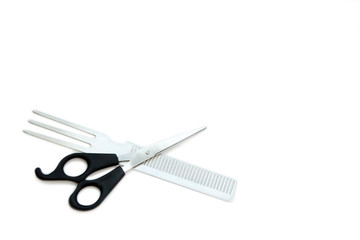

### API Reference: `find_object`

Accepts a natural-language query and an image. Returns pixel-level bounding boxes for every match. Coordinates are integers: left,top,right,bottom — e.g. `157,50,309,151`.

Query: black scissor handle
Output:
69,166,125,211
35,153,120,182
35,153,124,211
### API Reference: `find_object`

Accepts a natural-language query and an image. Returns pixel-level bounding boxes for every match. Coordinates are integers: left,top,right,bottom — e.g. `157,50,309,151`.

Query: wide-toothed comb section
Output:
130,144,237,201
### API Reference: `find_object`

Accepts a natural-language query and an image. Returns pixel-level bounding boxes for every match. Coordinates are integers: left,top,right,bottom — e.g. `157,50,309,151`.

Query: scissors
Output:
35,127,205,211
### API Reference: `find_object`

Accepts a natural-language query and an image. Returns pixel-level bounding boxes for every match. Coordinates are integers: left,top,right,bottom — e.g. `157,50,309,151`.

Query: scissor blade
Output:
122,126,206,172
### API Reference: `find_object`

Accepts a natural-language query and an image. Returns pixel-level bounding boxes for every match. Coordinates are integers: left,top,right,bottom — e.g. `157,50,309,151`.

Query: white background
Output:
1,0,360,239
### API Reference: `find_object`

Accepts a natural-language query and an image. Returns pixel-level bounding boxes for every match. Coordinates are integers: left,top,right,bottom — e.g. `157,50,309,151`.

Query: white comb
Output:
130,144,237,201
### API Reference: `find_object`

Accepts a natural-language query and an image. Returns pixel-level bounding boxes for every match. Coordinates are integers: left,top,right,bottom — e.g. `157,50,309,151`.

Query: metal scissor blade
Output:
121,126,206,172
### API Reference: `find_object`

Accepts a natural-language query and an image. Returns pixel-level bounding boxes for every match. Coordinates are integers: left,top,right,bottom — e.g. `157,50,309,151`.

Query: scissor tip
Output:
192,126,207,135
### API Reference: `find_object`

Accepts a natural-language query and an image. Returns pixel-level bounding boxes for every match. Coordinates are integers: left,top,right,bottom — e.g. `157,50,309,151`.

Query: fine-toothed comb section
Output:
130,144,237,201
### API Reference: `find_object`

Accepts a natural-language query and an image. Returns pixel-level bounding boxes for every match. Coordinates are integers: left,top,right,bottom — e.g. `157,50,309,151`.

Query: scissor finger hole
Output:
77,186,101,206
64,158,88,177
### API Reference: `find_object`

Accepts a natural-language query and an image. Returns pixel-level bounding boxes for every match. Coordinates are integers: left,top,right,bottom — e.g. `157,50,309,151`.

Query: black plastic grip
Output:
69,166,125,211
35,153,120,182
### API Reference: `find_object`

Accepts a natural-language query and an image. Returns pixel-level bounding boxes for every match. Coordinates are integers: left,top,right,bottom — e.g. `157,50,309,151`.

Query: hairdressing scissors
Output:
35,127,205,211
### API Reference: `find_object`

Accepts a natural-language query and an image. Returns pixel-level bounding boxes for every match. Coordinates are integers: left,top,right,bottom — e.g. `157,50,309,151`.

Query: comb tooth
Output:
191,167,198,183
188,165,196,182
153,156,161,170
157,156,164,171
196,168,204,184
172,161,181,176
174,161,184,177
191,167,199,183
228,179,236,194
182,164,190,180
206,172,213,187
202,170,210,185
220,177,229,192
165,158,172,172
216,176,224,191
212,174,219,189
215,175,221,190
175,161,184,176
32,110,97,136
160,157,167,171
28,120,92,144
162,156,171,173
195,169,202,183
216,176,223,190
218,176,225,191
169,158,179,175
224,178,231,193
174,159,184,176
213,174,220,190
225,178,233,193
150,156,158,168
194,168,201,183
226,179,235,194
208,173,216,188
211,173,218,188
187,164,194,180
143,157,151,167
180,163,189,178
201,171,209,186
206,172,214,188
148,158,156,168
199,169,207,185
213,175,220,191
218,176,225,192
211,174,219,189
23,130,89,152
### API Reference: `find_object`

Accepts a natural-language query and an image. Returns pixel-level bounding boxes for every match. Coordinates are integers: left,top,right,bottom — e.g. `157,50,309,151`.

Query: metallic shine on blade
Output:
122,127,206,172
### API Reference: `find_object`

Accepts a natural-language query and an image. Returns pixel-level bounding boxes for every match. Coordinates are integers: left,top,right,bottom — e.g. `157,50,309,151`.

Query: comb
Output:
131,144,237,201
24,110,237,201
